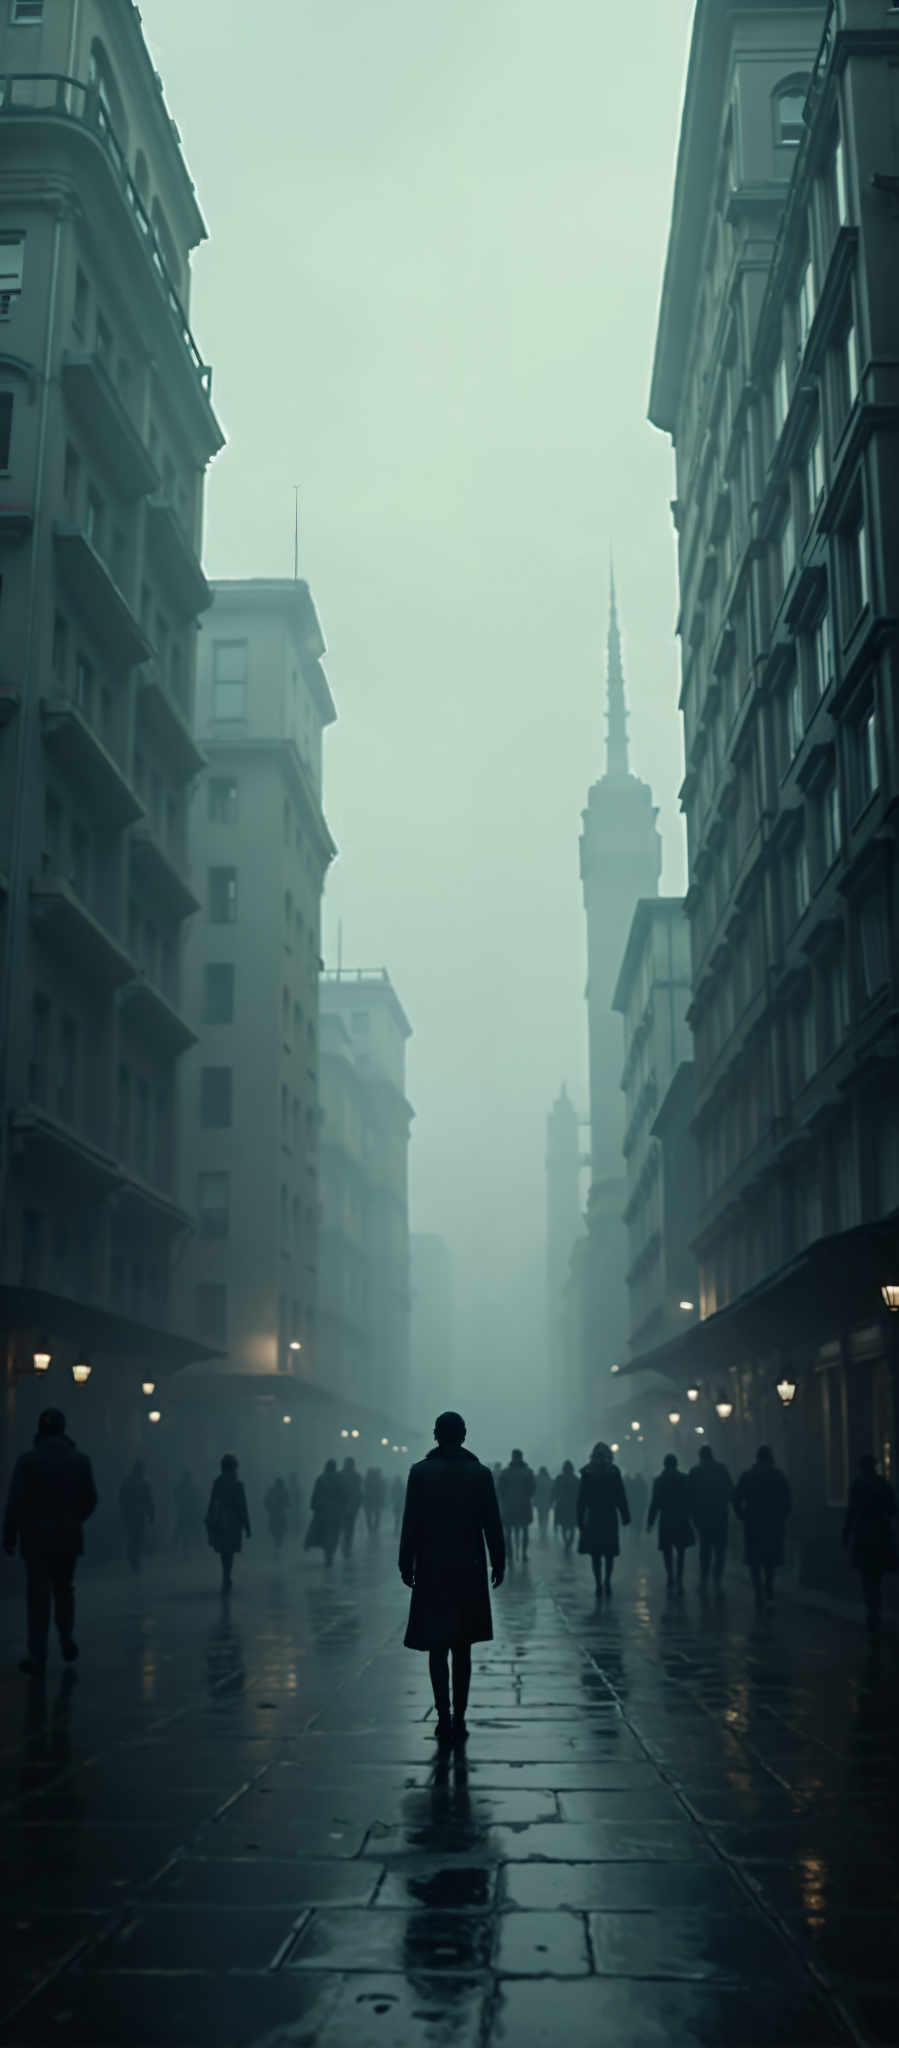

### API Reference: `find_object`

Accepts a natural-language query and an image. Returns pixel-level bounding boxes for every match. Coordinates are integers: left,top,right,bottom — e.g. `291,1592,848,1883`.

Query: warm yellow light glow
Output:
881,1284,899,1313
148,1409,161,1423
350,1428,359,1439
72,1359,91,1384
695,1425,705,1435
33,1350,51,1373
715,1399,734,1421
777,1377,797,1407
610,1442,619,1453
282,1415,292,1424
668,1411,680,1426
686,1385,700,1403
392,1444,399,1452
340,1429,349,1438
289,1338,302,1350
630,1420,640,1432
680,1300,695,1312
141,1381,155,1396
610,1363,620,1374
381,1437,389,1446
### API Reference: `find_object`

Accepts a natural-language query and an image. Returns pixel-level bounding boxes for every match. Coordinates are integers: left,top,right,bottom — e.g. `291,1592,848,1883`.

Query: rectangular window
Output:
787,670,804,758
0,392,12,470
212,641,248,723
780,510,796,594
814,608,833,698
73,266,88,335
853,705,879,813
12,1,45,19
29,992,50,1106
57,1014,78,1123
806,429,824,517
44,789,62,869
0,234,25,311
795,999,816,1089
95,312,112,366
200,1066,232,1128
213,678,246,722
797,255,815,353
773,355,790,439
51,613,67,684
208,778,238,824
208,866,238,923
198,1171,230,1238
69,820,89,898
860,894,888,1000
85,485,105,550
842,509,869,628
196,1283,227,1346
835,132,848,226
203,962,235,1025
829,952,848,1050
821,779,842,869
63,441,80,511
794,838,810,921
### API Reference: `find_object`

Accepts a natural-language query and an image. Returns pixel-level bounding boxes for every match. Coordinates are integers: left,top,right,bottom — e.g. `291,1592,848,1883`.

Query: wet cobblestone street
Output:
0,1535,897,2047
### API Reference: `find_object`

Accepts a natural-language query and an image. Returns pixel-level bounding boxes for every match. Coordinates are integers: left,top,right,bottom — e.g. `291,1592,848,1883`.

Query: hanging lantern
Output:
668,1410,681,1426
777,1376,797,1407
148,1409,161,1424
72,1356,91,1385
33,1346,51,1373
141,1381,155,1396
686,1385,700,1403
714,1393,734,1420
881,1284,899,1313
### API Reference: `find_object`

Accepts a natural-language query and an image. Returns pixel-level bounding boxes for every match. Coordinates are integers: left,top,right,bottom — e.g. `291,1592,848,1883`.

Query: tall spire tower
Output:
573,565,662,1430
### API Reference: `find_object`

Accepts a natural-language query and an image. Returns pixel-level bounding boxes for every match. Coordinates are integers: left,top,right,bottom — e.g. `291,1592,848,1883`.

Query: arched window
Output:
773,76,810,149
88,40,128,151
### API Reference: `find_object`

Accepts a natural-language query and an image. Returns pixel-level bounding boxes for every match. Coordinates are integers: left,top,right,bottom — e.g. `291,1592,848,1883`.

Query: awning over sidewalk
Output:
0,1283,221,1376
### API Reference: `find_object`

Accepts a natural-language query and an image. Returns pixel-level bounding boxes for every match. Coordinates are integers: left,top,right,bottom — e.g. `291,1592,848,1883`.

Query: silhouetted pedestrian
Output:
534,1466,553,1542
399,1410,505,1746
552,1460,579,1552
2,1407,97,1676
499,1449,536,1562
390,1472,405,1533
733,1445,791,1610
264,1476,289,1552
339,1456,363,1556
648,1453,694,1592
687,1445,732,1591
173,1469,201,1554
306,1459,343,1565
843,1453,897,1636
577,1442,630,1595
363,1465,386,1536
119,1460,154,1574
205,1454,251,1593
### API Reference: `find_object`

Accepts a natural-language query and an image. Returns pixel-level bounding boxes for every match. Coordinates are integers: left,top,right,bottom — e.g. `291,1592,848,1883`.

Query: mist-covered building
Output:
575,575,662,1437
318,969,415,1459
410,1233,454,1418
0,0,223,1468
544,1085,585,1418
176,580,336,1475
612,900,696,1358
647,0,899,1589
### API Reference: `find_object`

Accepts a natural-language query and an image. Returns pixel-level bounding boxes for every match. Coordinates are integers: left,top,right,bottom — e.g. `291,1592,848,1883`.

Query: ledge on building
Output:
30,873,135,987
61,354,159,500
137,661,206,783
54,527,152,666
119,972,196,1055
130,821,200,920
10,1107,122,1196
146,496,211,617
0,1280,221,1375
41,697,143,829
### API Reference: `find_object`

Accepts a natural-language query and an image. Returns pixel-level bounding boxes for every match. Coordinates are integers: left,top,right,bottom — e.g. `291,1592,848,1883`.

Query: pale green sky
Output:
144,0,696,1448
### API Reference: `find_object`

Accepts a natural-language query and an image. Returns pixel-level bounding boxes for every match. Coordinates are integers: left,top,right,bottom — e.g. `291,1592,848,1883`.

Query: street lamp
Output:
680,1300,695,1312
392,1444,399,1452
350,1428,360,1439
714,1392,734,1421
72,1356,91,1385
340,1428,349,1438
630,1420,640,1433
148,1409,161,1424
610,1442,619,1454
668,1410,680,1426
289,1338,302,1352
33,1346,51,1373
881,1284,899,1313
610,1363,620,1375
777,1376,797,1407
282,1414,292,1425
142,1381,155,1397
695,1424,705,1435
400,1445,408,1454
381,1437,389,1446
686,1384,700,1403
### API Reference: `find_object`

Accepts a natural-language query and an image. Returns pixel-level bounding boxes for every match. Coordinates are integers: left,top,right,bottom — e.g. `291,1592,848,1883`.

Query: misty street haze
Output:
140,0,694,1441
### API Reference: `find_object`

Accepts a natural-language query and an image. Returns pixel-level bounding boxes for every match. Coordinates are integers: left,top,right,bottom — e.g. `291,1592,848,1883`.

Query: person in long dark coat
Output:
119,1460,154,1574
843,1453,898,1636
733,1445,791,1609
577,1443,630,1595
3,1407,97,1675
205,1454,251,1593
399,1410,505,1746
534,1467,553,1543
339,1457,363,1557
552,1460,579,1552
687,1445,733,1591
306,1459,343,1566
499,1449,536,1562
647,1453,694,1592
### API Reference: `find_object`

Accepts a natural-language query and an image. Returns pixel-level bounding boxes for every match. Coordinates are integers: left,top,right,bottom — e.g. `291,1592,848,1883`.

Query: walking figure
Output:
205,1454,251,1593
339,1457,363,1557
399,1411,505,1747
647,1453,694,1592
498,1448,536,1562
119,1459,154,1574
173,1469,201,1554
577,1442,630,1595
687,1445,732,1592
843,1453,897,1637
363,1466,386,1536
733,1445,791,1610
3,1407,97,1676
306,1459,343,1566
534,1466,553,1543
552,1460,579,1553
264,1476,289,1552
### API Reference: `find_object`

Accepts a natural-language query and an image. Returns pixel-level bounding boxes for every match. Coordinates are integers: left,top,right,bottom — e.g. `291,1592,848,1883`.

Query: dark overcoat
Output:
552,1469,579,1526
498,1458,536,1527
577,1463,630,1557
305,1469,343,1550
647,1469,695,1552
3,1434,97,1559
687,1458,733,1536
733,1463,791,1567
400,1445,505,1650
843,1473,898,1575
205,1474,250,1556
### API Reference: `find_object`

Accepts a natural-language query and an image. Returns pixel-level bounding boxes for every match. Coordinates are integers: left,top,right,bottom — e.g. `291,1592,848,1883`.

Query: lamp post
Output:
776,1376,796,1408
881,1284,899,1314
33,1344,51,1373
141,1380,155,1397
686,1384,700,1404
668,1410,680,1426
714,1391,734,1421
72,1355,91,1385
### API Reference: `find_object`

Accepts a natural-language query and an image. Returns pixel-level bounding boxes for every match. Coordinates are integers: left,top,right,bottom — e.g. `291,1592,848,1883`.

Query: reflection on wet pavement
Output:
0,1542,896,2043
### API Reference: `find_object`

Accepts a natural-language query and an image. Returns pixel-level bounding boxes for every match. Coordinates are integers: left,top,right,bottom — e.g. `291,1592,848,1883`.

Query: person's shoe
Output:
19,1657,45,1677
434,1717,453,1746
453,1718,469,1745
60,1640,79,1663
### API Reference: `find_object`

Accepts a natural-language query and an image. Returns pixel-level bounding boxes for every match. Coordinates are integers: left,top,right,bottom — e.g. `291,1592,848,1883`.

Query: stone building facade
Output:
612,900,696,1358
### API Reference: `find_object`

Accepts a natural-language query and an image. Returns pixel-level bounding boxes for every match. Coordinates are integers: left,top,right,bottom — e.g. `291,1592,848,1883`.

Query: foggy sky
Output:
143,0,695,1450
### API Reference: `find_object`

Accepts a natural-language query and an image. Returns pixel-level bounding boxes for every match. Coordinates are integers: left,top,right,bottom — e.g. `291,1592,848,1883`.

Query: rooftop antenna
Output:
293,485,300,582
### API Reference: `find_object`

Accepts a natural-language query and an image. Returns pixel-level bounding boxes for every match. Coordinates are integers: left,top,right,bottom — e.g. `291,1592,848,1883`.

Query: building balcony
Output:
137,661,205,784
146,496,211,619
0,75,222,451
119,971,196,1056
10,1106,121,1196
114,1173,191,1236
30,872,134,987
61,353,158,500
0,500,33,546
130,821,199,921
54,526,152,667
41,697,143,829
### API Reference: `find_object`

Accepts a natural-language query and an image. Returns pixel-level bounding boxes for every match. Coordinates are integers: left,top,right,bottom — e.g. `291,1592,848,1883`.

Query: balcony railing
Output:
0,74,216,410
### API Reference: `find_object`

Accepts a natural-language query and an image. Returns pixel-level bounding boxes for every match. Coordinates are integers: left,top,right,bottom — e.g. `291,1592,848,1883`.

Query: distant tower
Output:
576,565,662,1425
545,1084,583,1361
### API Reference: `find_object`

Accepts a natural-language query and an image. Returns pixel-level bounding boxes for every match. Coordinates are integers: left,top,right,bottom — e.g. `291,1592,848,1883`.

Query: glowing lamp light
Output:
668,1411,681,1426
686,1385,700,1403
350,1428,360,1439
610,1442,620,1453
777,1376,797,1407
680,1300,695,1312
381,1437,389,1446
289,1338,302,1351
72,1357,91,1385
340,1429,349,1438
695,1424,705,1435
148,1409,161,1423
141,1381,155,1396
392,1444,399,1452
881,1284,899,1313
630,1420,640,1433
401,1445,408,1453
714,1394,734,1421
33,1348,51,1373
282,1414,292,1424
610,1363,620,1375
